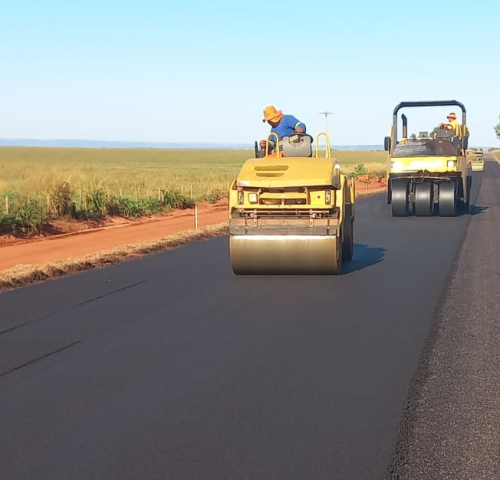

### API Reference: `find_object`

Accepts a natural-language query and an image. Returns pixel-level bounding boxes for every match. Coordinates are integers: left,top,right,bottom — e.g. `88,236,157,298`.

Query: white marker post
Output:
319,110,332,133
195,205,198,230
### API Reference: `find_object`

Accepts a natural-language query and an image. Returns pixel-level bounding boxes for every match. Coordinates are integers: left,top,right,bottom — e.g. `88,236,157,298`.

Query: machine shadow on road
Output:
430,204,487,217
469,204,488,216
343,243,386,274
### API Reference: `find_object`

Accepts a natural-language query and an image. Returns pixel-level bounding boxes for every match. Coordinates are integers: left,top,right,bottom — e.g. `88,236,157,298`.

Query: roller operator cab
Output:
228,132,355,275
384,100,472,217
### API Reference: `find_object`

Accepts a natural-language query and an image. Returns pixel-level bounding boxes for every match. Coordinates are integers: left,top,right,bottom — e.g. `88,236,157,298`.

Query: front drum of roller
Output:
229,235,341,275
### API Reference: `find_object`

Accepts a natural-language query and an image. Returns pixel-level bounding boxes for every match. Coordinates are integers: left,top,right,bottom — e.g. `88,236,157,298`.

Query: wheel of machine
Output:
463,175,472,211
229,233,344,275
391,179,410,217
439,181,457,217
332,233,343,275
342,205,354,261
414,181,434,216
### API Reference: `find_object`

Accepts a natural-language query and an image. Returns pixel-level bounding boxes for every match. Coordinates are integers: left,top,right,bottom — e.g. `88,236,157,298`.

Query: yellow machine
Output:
384,100,472,217
228,132,355,274
470,149,485,172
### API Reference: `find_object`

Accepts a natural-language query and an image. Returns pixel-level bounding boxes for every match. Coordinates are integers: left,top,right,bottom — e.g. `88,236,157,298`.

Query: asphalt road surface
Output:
1,157,499,480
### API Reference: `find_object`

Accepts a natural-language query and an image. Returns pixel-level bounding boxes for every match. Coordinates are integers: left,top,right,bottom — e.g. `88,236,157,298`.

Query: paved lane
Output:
388,154,500,480
0,168,482,480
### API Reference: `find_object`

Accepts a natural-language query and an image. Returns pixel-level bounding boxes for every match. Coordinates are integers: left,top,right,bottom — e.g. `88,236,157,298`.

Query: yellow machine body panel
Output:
389,154,468,176
235,156,341,190
229,156,343,211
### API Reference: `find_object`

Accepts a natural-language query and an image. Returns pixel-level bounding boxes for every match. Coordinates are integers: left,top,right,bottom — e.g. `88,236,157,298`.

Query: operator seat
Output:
435,125,460,153
282,134,313,157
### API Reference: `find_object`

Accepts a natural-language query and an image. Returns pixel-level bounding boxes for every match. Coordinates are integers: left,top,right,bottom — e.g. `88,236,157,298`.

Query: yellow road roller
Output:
228,132,355,275
470,149,485,172
384,100,472,217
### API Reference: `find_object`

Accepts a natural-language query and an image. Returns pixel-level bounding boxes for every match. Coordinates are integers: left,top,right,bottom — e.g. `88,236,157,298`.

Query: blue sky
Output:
1,0,498,147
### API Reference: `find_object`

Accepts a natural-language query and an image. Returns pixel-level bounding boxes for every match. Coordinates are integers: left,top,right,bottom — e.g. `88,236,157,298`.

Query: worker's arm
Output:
295,122,306,133
284,115,306,133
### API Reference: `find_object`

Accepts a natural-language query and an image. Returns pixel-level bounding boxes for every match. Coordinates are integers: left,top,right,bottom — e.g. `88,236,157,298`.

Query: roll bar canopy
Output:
392,100,467,141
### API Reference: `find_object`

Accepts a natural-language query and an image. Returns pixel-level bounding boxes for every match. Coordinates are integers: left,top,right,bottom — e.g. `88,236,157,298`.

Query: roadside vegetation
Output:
0,146,387,236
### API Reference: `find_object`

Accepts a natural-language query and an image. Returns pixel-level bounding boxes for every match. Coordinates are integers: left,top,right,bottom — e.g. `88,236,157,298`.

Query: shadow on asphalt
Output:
344,243,386,273
469,205,488,216
430,204,487,217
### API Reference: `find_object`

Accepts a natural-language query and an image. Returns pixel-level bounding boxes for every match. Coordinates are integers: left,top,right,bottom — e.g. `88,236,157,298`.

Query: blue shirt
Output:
268,114,306,147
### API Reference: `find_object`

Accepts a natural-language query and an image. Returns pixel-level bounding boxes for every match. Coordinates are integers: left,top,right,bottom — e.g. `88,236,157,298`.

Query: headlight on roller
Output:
447,160,456,168
391,161,404,172
248,192,258,204
325,190,331,204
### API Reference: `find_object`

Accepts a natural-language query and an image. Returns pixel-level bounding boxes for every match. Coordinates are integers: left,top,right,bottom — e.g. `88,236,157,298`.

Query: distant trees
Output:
494,115,500,139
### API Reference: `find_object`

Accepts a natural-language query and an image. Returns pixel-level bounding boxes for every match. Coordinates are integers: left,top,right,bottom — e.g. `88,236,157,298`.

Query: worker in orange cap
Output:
439,112,460,132
259,105,306,156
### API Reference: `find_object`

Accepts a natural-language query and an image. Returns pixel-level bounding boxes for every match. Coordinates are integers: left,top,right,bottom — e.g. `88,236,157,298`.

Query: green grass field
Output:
0,146,388,234
0,146,387,197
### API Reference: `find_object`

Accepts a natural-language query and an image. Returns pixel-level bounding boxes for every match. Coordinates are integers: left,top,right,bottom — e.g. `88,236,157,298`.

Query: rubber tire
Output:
391,179,410,217
439,181,457,217
414,182,434,217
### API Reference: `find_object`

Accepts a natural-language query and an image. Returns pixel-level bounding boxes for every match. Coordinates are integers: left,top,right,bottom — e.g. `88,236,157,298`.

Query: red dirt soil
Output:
0,180,385,272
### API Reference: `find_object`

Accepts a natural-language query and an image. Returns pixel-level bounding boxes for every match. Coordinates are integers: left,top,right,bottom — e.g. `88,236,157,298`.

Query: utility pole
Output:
319,110,332,133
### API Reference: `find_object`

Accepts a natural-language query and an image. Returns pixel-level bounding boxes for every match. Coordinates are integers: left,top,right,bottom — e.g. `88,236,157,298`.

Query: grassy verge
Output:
0,185,196,236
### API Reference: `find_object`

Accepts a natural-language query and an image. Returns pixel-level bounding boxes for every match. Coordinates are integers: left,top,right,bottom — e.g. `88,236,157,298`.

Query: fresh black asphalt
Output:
1,159,498,480
388,156,500,480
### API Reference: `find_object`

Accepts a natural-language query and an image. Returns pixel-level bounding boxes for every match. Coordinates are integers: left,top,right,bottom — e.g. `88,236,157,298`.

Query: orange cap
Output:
447,112,457,119
262,105,283,123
